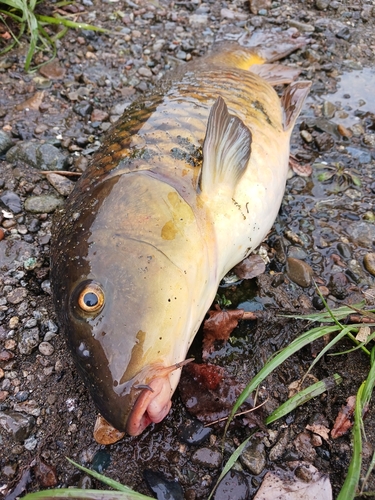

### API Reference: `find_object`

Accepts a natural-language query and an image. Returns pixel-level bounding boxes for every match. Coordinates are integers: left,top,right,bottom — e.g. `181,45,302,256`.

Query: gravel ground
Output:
1,0,375,498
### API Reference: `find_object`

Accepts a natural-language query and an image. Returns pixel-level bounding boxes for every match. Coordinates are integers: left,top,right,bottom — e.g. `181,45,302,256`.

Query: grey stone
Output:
0,191,22,214
18,327,40,355
191,447,221,469
240,439,266,475
0,130,14,154
24,195,64,214
0,410,35,441
6,141,68,171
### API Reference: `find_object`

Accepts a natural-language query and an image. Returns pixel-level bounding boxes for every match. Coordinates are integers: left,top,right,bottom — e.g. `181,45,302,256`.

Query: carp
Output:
51,35,310,437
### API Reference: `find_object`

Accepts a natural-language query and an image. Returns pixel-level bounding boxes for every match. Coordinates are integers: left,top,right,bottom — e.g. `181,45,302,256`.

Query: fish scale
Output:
51,40,311,440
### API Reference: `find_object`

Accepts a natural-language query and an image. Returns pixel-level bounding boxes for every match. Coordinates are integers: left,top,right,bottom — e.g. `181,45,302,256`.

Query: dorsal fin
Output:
281,81,311,131
199,96,252,196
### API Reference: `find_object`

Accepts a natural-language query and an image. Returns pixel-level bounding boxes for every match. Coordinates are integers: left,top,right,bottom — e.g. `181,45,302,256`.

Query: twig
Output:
204,398,268,427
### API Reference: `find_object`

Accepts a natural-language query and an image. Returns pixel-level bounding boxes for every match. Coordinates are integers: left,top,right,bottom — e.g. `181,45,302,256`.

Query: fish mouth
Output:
125,358,194,436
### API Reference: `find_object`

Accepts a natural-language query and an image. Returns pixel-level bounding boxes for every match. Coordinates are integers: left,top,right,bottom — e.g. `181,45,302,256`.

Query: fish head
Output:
51,174,203,436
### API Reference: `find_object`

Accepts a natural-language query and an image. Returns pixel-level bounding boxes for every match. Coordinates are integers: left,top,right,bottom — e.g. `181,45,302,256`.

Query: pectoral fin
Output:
199,96,252,196
281,81,312,131
250,63,302,86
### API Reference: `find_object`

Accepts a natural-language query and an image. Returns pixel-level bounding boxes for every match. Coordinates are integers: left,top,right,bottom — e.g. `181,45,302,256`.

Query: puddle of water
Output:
305,67,375,127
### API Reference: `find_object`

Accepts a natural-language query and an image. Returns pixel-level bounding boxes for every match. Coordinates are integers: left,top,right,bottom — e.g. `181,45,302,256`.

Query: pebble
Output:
240,439,266,475
288,20,315,32
6,141,68,171
346,147,371,164
24,195,64,214
38,342,54,356
337,124,352,138
191,448,222,469
46,173,75,197
286,257,313,288
328,273,349,299
347,222,375,248
0,191,22,214
34,460,58,488
0,410,36,441
322,101,336,119
24,435,38,451
364,253,375,276
39,60,66,80
0,130,13,154
213,471,249,500
138,66,153,78
6,287,28,305
179,418,212,445
18,327,40,355
74,101,94,117
143,470,184,500
315,0,329,10
249,0,271,15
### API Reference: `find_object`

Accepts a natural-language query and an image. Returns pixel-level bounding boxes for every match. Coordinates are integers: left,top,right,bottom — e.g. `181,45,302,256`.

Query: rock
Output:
315,132,334,152
24,195,64,214
73,101,94,117
191,448,222,469
138,66,153,78
38,342,54,356
315,0,329,10
249,0,271,15
328,273,349,299
6,141,68,171
18,327,40,355
93,414,125,445
24,436,38,450
288,20,315,32
34,459,58,487
213,471,249,500
322,101,336,119
0,191,22,214
0,130,13,154
46,173,75,197
346,147,371,164
364,253,375,276
0,410,36,441
90,109,109,122
240,439,266,475
179,418,212,445
6,287,28,305
39,60,66,80
347,222,375,248
143,469,184,500
293,432,317,461
189,14,208,26
286,258,313,288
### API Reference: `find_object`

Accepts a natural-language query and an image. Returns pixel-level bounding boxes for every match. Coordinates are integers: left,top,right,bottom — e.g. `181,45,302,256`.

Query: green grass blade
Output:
224,324,340,433
265,374,342,425
207,434,253,500
35,14,108,32
23,489,153,500
282,302,366,323
66,459,136,493
337,383,364,500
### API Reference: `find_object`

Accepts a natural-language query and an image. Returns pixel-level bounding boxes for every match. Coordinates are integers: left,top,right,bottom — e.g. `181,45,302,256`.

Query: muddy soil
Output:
1,0,375,499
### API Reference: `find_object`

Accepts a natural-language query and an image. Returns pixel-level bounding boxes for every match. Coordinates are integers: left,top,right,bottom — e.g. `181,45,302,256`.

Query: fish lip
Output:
125,377,173,436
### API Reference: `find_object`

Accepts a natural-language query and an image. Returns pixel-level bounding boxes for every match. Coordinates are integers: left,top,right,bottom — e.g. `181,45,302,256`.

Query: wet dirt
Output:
1,0,375,499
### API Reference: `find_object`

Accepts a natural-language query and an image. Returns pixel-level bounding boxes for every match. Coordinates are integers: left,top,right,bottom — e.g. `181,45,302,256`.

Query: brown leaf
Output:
331,395,356,439
306,424,330,442
233,254,266,279
94,414,125,445
15,91,45,111
34,459,58,488
39,60,66,80
203,306,244,358
289,156,313,177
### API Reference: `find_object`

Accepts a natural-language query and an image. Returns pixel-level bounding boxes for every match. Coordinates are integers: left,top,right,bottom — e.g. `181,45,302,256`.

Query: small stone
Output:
0,410,36,441
249,0,271,15
0,191,22,214
213,471,249,500
24,436,38,451
363,134,375,147
90,109,109,122
24,195,64,214
288,20,315,32
6,287,27,305
143,469,184,500
315,132,334,152
322,101,336,119
328,273,349,299
336,27,351,41
176,50,187,60
0,130,14,154
286,258,313,288
18,327,40,355
189,14,208,25
179,418,212,445
0,391,8,402
38,342,54,356
46,173,75,197
364,253,375,276
191,448,222,469
241,439,266,475
300,130,313,143
337,124,352,138
138,66,153,78
315,0,329,10
6,141,68,171
74,101,94,117
39,60,66,80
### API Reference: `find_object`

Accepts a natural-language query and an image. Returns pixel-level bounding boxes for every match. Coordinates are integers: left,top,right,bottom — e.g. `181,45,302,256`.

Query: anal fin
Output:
199,97,252,196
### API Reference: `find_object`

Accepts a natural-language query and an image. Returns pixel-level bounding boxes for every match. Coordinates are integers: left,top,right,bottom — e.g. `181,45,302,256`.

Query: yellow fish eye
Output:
77,283,105,313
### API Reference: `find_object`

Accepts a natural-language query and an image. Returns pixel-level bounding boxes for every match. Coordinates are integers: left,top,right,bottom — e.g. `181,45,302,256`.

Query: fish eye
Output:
77,282,105,314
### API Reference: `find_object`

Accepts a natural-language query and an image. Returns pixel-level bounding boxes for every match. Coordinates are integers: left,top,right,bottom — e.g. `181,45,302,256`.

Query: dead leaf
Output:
93,414,125,445
356,326,371,342
254,463,332,500
234,254,266,279
39,60,66,80
306,424,330,442
289,155,313,177
331,395,356,439
202,305,244,358
16,91,45,111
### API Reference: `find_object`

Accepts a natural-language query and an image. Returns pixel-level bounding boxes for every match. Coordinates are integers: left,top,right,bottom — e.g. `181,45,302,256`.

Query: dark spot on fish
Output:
251,100,272,126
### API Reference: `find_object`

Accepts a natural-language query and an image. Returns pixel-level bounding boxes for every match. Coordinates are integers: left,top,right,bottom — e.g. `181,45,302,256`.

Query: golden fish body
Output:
51,43,310,436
